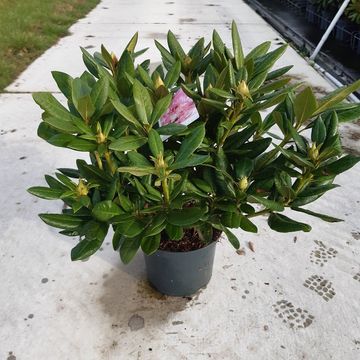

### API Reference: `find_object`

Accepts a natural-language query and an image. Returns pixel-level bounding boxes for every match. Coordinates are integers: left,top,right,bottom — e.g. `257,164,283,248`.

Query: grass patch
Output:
0,0,100,91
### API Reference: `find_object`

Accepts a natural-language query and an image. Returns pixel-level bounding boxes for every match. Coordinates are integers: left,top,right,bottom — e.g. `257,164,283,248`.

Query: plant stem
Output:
105,151,116,175
94,152,103,170
162,179,170,206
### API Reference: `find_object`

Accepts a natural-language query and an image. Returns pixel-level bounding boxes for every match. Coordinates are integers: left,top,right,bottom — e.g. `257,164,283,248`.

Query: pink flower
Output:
160,89,199,127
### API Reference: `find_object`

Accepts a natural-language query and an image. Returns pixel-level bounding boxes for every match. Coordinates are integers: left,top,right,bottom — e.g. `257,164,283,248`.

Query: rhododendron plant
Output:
28,21,360,263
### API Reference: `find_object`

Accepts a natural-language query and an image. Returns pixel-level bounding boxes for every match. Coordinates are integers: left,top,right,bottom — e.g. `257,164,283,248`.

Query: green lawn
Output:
0,0,100,91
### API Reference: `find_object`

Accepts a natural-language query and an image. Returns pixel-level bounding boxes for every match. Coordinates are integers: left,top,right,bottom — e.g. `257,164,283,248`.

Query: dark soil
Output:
159,228,222,252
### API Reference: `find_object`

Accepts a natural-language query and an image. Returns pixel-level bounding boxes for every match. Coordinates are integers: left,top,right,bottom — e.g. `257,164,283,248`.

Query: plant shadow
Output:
97,252,194,328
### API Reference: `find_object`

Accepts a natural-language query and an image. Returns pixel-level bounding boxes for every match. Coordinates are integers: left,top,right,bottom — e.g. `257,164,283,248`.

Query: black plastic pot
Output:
144,241,217,296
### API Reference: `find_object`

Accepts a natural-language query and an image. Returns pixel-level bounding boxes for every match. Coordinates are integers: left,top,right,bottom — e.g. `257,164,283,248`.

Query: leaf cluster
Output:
29,22,360,263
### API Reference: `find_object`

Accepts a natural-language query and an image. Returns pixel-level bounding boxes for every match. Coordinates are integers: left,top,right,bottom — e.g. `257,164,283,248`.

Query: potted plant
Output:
28,21,360,296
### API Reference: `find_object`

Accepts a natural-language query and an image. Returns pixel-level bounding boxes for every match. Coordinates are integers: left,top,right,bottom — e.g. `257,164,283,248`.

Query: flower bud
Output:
308,143,319,161
237,80,251,99
111,52,118,66
76,179,88,196
238,176,249,191
97,132,106,144
184,55,192,68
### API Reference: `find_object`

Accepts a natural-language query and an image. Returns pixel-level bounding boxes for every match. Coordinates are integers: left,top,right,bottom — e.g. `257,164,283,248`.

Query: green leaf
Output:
120,236,142,264
71,240,99,261
77,159,112,182
148,129,164,156
221,212,241,228
209,87,237,100
248,195,284,211
167,30,186,59
253,45,287,78
234,158,254,178
150,94,172,125
33,92,78,122
68,138,97,152
71,78,95,121
175,123,205,162
318,155,360,175
277,147,314,169
167,207,206,226
42,114,78,133
28,186,63,200
239,215,258,233
128,151,152,167
212,30,225,54
170,154,210,170
224,124,258,150
336,104,360,123
92,201,122,222
288,125,307,153
143,214,167,237
231,20,244,69
165,224,183,240
155,40,176,66
115,217,144,238
137,65,154,89
111,100,141,128
164,60,181,87
112,227,124,250
294,87,317,125
39,214,84,230
266,65,293,81
45,174,69,188
157,123,187,136
141,233,161,255
109,135,147,151
311,117,326,144
245,41,271,63
298,184,339,197
117,166,155,176
291,207,343,223
313,79,360,116
125,32,138,52
223,227,240,249
71,221,108,260
80,47,99,77
268,213,311,232
133,79,153,124
91,77,109,113
51,71,73,99
57,168,80,179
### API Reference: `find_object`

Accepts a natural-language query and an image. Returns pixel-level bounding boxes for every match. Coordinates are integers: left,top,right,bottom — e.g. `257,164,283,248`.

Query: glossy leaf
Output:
291,207,343,223
248,195,284,211
92,200,122,222
231,20,244,69
120,236,142,264
268,213,311,232
294,87,317,125
150,94,172,125
175,123,205,163
28,186,63,200
167,207,206,226
133,79,153,124
141,233,161,255
109,135,147,151
148,129,164,156
39,214,85,230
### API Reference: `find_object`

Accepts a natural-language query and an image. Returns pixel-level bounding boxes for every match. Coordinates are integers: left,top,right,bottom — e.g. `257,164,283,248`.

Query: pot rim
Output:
145,239,218,256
